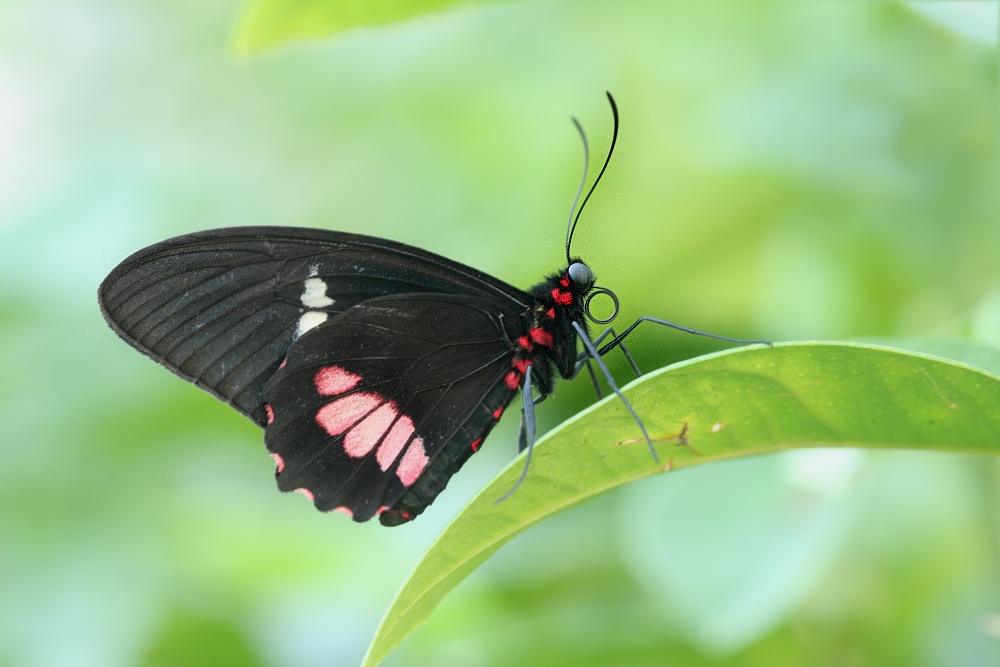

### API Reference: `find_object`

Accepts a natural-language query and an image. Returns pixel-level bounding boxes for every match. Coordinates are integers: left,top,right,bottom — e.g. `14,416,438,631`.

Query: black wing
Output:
98,226,530,426
262,293,523,523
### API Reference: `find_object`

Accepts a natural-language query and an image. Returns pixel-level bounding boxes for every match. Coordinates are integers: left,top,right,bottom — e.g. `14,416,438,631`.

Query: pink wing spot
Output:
295,488,314,502
279,358,287,369
530,327,554,348
493,406,504,419
504,371,521,390
546,307,556,319
517,335,533,351
265,404,275,425
333,506,353,518
315,365,362,396
396,437,428,487
377,415,415,471
269,452,285,473
471,438,482,452
315,393,382,436
344,401,398,457
376,506,389,516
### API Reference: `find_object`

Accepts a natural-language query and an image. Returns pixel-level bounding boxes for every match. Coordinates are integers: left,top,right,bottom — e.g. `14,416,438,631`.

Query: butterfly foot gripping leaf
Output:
98,94,766,525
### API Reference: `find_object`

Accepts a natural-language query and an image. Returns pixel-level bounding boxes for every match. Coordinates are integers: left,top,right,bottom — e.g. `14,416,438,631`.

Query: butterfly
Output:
98,94,766,526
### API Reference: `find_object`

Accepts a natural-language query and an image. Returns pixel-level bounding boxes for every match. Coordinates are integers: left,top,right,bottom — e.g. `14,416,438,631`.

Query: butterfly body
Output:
99,226,594,525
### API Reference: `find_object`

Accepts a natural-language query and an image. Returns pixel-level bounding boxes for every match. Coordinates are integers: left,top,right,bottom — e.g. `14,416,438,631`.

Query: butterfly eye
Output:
567,262,594,292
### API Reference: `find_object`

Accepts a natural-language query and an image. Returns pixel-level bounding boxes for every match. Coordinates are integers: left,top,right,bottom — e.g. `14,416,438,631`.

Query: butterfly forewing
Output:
98,227,529,427
262,294,523,521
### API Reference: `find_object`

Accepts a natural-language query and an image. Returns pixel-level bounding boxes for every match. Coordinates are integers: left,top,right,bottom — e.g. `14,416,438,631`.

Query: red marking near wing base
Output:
513,358,532,374
504,371,521,390
530,327,553,347
396,438,428,486
517,335,533,351
376,506,389,516
377,415,415,471
551,289,573,306
269,452,284,473
333,506,353,518
315,393,381,436
493,406,504,419
315,365,362,396
471,438,482,452
295,488,314,502
344,401,398,457
546,307,556,319
265,404,274,425
560,276,570,287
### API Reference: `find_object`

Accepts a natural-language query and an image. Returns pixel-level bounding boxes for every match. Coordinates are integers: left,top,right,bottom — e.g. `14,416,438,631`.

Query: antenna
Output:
565,92,620,262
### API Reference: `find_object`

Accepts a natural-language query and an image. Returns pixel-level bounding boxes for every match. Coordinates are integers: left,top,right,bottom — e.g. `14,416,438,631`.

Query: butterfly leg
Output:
572,321,658,462
595,317,771,358
575,326,641,380
496,364,540,502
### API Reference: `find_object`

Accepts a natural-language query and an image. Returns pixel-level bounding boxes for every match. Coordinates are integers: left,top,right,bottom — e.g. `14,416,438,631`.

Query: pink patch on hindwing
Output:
376,506,389,516
269,452,284,473
493,406,504,419
377,415,415,471
344,401,398,457
470,438,482,452
295,488,314,502
315,393,381,436
396,438,428,486
504,371,521,390
333,506,353,518
265,404,274,425
314,365,362,396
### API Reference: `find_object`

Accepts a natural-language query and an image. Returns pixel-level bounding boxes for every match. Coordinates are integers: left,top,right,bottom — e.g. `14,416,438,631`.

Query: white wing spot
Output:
307,264,319,277
302,277,335,308
296,310,328,338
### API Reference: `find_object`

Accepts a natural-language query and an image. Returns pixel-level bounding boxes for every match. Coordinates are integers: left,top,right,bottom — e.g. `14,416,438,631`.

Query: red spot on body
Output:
504,371,521,390
344,401,398,457
560,276,570,287
396,438,428,486
269,452,284,473
529,327,553,347
471,438,482,452
295,488,314,502
517,335,533,351
315,365,362,396
513,358,532,374
551,289,573,306
315,392,381,436
493,406,504,419
333,506,353,518
265,404,274,425
377,415,415,471
546,307,556,319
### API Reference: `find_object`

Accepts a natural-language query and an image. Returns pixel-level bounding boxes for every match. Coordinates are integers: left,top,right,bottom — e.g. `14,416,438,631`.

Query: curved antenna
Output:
564,118,589,265
566,92,620,262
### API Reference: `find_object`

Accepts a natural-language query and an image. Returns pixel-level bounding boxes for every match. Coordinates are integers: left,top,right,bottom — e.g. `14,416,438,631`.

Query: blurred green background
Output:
1,1,998,665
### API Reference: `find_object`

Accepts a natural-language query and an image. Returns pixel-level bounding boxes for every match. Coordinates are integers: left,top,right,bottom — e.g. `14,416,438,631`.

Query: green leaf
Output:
361,342,1000,667
231,0,486,55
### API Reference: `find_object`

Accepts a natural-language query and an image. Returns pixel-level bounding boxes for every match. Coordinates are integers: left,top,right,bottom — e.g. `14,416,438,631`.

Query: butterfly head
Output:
567,262,595,293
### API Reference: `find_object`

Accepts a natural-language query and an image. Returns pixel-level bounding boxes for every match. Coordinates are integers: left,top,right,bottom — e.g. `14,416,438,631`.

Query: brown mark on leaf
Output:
616,423,694,454
910,361,959,409
779,379,822,397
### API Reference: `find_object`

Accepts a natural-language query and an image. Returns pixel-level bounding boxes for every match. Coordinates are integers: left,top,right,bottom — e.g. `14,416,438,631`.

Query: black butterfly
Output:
98,94,765,526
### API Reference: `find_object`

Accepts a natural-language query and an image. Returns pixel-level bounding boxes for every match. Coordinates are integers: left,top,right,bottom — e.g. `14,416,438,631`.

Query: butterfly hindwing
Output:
98,226,529,427
262,293,523,522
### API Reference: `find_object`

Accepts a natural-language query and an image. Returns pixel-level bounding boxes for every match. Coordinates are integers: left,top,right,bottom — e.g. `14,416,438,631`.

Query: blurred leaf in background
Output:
0,0,996,666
